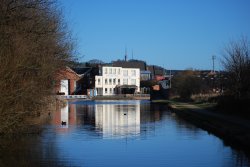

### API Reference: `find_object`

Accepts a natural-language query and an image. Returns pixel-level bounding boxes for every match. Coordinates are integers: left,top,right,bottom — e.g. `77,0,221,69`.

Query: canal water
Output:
1,100,250,167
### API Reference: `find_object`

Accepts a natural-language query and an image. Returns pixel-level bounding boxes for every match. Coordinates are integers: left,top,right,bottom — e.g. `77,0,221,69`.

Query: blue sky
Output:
59,0,250,70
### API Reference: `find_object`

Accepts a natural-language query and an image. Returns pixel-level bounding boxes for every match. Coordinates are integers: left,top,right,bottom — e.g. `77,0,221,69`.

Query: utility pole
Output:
169,69,172,88
212,55,216,73
212,55,216,92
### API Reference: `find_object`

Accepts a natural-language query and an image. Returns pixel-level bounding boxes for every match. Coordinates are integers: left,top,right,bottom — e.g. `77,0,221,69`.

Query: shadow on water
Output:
0,100,250,167
0,135,68,167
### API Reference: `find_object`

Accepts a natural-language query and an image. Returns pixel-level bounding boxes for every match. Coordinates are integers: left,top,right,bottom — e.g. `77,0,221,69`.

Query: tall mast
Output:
125,47,127,61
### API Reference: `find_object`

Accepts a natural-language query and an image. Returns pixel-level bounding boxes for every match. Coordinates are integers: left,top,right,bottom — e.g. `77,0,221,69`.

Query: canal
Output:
1,100,250,167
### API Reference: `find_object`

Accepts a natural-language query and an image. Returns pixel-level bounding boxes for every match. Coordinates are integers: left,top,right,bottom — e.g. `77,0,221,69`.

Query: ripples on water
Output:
1,100,250,167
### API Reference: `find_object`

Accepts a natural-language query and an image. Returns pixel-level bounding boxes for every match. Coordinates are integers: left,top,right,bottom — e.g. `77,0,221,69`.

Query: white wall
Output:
95,66,140,96
60,80,69,95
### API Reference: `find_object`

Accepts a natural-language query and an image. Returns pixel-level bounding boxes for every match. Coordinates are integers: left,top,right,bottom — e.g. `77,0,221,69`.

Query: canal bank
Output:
92,95,150,100
153,100,250,152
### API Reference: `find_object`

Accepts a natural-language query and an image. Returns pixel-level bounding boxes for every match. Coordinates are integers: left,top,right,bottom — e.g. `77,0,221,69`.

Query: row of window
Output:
97,78,120,85
104,68,121,75
97,78,136,85
104,88,116,94
103,68,137,76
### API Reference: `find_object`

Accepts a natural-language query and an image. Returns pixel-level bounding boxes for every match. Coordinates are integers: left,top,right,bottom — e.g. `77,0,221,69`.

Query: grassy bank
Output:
152,100,250,152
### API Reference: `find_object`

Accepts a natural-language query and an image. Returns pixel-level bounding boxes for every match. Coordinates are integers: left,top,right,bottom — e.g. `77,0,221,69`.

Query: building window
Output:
113,88,116,94
98,79,101,85
105,79,108,85
113,69,116,74
104,68,107,74
110,88,112,94
131,70,136,76
118,69,121,75
123,79,128,85
113,78,116,85
118,79,120,85
105,88,107,94
123,70,128,76
131,79,136,85
109,68,112,74
109,78,112,85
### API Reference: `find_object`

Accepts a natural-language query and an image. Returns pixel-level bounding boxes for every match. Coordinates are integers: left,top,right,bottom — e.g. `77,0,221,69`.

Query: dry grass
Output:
191,93,219,103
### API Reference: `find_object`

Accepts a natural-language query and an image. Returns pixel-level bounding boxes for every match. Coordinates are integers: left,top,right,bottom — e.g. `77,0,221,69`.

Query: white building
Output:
95,66,140,96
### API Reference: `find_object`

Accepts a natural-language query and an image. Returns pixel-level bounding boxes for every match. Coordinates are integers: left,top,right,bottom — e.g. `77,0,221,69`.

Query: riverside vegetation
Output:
171,37,250,117
160,38,250,151
0,0,74,134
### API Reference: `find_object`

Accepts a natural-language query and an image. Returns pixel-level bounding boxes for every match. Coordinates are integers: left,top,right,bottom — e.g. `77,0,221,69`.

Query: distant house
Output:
140,70,151,81
147,65,166,81
95,66,140,96
72,67,99,95
54,67,80,95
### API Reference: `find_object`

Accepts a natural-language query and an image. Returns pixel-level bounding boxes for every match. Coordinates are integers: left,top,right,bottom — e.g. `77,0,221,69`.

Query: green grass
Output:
150,100,171,103
193,102,217,111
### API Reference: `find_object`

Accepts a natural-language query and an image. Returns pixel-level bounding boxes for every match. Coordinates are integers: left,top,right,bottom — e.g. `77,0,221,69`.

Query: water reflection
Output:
52,100,168,139
52,103,77,133
47,100,250,167
95,101,140,138
52,100,143,138
2,100,249,167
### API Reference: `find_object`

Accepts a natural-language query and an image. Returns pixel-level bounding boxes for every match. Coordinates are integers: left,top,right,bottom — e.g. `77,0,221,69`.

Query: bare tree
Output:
222,37,250,100
0,0,74,133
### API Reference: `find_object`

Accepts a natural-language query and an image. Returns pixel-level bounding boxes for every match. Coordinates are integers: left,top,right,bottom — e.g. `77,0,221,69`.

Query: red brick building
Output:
54,67,80,95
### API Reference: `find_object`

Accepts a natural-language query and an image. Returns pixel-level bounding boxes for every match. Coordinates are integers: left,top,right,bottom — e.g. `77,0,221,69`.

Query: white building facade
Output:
95,66,140,96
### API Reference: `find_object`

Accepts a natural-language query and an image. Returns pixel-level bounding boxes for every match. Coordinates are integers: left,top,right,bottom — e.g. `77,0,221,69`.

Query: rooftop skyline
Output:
60,0,250,70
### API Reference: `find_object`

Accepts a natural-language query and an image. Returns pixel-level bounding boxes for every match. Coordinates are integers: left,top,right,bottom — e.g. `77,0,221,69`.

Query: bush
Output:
172,70,202,100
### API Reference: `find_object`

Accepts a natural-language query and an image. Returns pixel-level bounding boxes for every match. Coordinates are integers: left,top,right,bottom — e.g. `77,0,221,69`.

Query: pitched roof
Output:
113,60,146,70
71,67,92,75
56,67,80,80
147,65,164,75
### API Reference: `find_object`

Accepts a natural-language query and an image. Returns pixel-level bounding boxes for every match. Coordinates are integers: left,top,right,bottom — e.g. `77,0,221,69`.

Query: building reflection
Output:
52,102,77,133
52,100,167,138
95,101,140,138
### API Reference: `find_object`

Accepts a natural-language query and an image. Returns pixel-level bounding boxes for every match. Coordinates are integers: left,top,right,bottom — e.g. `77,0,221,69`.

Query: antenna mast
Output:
125,47,127,61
